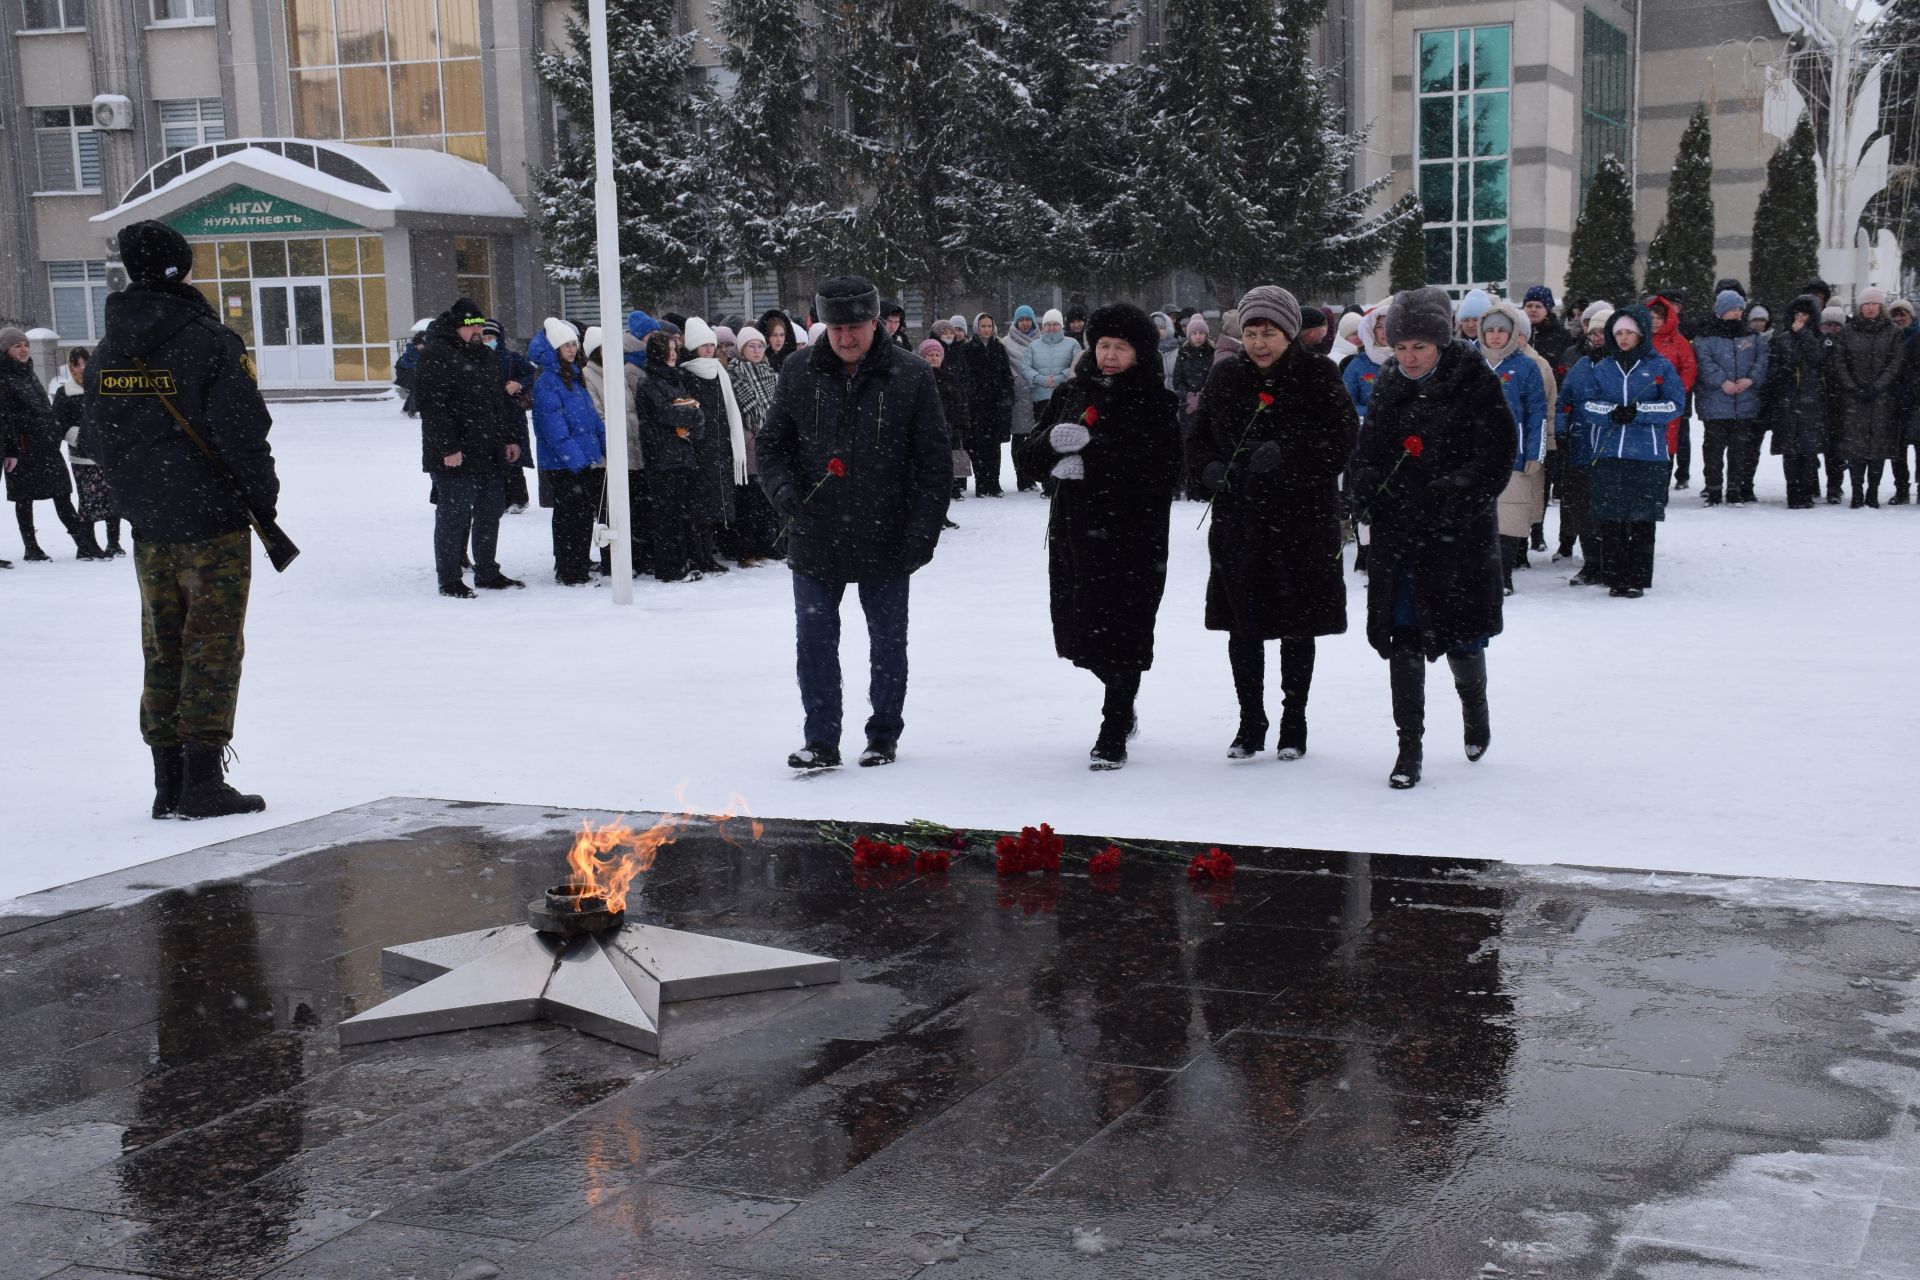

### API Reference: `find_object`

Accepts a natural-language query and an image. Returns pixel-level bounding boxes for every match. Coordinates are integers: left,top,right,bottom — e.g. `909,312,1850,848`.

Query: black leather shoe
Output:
859,741,897,767
474,573,525,589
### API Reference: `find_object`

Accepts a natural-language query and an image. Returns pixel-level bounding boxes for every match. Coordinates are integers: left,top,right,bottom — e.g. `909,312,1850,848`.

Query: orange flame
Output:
562,791,765,913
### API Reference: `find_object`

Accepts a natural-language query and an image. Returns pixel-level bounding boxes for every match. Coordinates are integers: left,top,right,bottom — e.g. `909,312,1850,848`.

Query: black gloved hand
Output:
1201,461,1228,492
902,536,935,573
1608,404,1637,425
1246,441,1284,474
772,483,805,522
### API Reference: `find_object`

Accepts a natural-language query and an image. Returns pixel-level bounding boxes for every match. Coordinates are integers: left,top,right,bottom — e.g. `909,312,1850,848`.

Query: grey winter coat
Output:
1691,319,1770,421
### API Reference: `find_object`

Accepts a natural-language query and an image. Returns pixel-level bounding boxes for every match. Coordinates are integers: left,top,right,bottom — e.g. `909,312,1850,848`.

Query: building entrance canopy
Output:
87,140,524,390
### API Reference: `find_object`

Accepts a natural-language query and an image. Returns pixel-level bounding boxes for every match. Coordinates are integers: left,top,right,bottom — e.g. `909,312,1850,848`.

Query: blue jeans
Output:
792,570,910,749
434,472,505,584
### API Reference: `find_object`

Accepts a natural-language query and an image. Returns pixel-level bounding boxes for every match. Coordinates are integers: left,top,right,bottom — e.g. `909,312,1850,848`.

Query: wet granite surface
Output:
2,799,1919,1278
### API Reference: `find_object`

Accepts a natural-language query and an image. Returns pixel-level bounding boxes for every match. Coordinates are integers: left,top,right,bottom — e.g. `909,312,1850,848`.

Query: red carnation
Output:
914,848,950,875
1402,436,1424,458
1083,405,1098,426
1257,392,1276,407
1186,847,1236,881
826,457,847,478
1088,845,1121,876
995,824,1064,877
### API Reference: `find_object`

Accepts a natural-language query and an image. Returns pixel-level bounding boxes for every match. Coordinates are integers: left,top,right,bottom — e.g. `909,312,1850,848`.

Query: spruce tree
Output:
1565,153,1638,307
821,0,1019,317
1139,0,1401,297
1643,104,1717,313
1750,116,1822,311
707,0,830,301
531,0,713,302
1388,200,1429,293
978,0,1148,289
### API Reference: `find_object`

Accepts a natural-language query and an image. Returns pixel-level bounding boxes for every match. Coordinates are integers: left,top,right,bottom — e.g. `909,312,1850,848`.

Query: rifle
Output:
134,358,299,572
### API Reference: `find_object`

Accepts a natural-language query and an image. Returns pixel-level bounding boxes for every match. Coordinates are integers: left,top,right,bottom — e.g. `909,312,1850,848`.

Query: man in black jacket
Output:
414,297,523,597
758,275,951,770
80,220,279,820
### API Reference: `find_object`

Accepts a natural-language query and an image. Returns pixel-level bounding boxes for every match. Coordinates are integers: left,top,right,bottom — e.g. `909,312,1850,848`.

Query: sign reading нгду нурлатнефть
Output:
165,185,360,237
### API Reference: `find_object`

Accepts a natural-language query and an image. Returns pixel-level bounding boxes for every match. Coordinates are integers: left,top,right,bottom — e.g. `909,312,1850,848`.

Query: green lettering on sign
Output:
165,185,359,237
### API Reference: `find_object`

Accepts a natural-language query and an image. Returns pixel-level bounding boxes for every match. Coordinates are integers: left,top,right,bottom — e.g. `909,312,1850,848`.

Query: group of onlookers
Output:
0,332,126,570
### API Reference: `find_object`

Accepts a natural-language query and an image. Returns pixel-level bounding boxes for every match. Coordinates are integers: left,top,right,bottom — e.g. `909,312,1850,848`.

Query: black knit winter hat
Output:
1384,287,1454,347
119,220,195,285
447,296,488,326
1081,302,1162,369
817,276,881,326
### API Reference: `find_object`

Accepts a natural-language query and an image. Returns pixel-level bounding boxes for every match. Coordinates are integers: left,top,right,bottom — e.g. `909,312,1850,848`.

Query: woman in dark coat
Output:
53,346,121,556
1189,286,1357,761
965,312,1015,495
1018,303,1182,770
1767,296,1828,510
634,330,705,582
757,308,795,371
679,318,740,572
1349,288,1515,790
1833,287,1905,506
0,327,98,560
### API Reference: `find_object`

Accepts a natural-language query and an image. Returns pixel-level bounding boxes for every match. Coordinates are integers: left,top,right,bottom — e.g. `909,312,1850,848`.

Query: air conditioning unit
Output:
91,94,134,131
105,263,129,292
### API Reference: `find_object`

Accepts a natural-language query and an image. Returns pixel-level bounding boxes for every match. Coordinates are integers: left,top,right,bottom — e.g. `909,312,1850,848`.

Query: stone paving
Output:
2,798,1918,1278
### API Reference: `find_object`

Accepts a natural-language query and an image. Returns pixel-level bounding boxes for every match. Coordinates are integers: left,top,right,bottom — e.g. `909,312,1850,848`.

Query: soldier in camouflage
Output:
80,220,280,819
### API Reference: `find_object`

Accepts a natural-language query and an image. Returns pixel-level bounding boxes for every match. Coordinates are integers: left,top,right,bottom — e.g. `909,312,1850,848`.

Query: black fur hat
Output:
1081,302,1162,369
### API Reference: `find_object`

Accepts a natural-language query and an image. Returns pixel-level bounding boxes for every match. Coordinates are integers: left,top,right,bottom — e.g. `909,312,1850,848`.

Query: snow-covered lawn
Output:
2,397,1910,903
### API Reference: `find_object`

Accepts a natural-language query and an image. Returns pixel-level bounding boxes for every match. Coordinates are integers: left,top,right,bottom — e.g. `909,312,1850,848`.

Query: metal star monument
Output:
339,891,840,1056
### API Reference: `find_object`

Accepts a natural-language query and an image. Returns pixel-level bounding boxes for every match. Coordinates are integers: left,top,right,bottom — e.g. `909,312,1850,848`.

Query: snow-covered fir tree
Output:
1388,198,1429,293
822,0,1022,317
1643,104,1716,314
707,0,831,301
1750,116,1821,311
1565,154,1638,306
531,0,713,302
977,0,1151,289
1139,0,1400,298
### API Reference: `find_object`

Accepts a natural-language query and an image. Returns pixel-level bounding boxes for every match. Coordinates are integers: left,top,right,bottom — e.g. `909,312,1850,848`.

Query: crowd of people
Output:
14,226,1920,806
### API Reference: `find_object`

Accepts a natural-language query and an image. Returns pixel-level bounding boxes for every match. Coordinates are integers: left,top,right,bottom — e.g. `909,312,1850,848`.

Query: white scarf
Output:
680,356,747,485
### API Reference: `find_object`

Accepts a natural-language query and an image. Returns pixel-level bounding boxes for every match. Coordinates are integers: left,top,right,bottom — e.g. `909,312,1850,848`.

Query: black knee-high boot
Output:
15,502,48,561
1447,650,1490,762
1500,535,1525,593
1227,633,1266,758
105,518,124,555
1389,645,1425,789
1091,670,1139,770
1276,638,1315,760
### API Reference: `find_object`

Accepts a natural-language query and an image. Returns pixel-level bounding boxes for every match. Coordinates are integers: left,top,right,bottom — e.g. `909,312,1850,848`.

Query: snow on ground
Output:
1,396,1912,903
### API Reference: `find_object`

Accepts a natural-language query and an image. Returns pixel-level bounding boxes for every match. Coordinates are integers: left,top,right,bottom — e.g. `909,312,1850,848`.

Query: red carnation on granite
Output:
1186,847,1236,881
995,824,1064,877
1088,845,1121,876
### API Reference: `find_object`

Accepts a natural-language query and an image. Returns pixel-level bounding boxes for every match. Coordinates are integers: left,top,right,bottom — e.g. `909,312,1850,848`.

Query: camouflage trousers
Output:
135,529,252,747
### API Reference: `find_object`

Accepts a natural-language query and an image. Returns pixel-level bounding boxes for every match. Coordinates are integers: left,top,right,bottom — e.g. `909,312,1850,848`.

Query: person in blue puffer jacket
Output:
1690,288,1771,505
1478,301,1546,594
1020,308,1082,409
626,310,661,369
1561,304,1678,597
529,317,606,586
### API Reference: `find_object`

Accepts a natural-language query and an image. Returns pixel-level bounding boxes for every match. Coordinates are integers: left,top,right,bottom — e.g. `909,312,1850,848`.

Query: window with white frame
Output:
1415,25,1511,295
159,98,226,155
33,107,100,193
48,261,110,342
150,0,213,19
22,0,86,30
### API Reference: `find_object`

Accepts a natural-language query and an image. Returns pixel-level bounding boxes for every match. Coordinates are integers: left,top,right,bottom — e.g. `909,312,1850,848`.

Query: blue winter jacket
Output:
528,331,606,473
1483,347,1547,471
1563,351,1681,464
1342,351,1382,421
1691,319,1770,420
1020,331,1081,402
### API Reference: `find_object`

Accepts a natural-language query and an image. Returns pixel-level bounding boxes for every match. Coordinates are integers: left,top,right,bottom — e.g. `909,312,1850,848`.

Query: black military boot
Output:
1388,647,1425,790
175,743,266,818
150,745,183,819
20,532,50,562
1448,651,1491,762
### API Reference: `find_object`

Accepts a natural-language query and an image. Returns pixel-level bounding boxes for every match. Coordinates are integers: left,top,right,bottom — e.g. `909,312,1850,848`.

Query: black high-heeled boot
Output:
1275,638,1314,761
1388,647,1424,789
1448,651,1490,762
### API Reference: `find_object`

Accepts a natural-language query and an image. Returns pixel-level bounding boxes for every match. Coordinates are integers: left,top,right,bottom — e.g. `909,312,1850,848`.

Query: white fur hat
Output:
682,317,718,351
543,317,580,350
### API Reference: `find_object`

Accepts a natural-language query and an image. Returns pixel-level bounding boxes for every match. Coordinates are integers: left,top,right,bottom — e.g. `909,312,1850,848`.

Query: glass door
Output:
251,278,332,386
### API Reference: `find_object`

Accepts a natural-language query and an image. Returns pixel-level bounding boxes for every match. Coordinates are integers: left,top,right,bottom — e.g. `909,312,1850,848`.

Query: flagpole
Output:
588,0,634,604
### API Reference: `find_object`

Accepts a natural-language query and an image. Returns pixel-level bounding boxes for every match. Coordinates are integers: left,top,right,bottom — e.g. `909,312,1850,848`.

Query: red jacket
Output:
1646,295,1696,451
